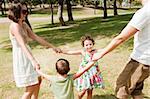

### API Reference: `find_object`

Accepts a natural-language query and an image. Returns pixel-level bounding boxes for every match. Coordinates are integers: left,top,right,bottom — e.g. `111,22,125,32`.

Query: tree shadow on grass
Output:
1,14,134,50
93,94,150,99
144,96,150,99
30,14,133,47
93,94,117,99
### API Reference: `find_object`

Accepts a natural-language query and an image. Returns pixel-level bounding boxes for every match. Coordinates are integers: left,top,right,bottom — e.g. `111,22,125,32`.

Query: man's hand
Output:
92,52,103,61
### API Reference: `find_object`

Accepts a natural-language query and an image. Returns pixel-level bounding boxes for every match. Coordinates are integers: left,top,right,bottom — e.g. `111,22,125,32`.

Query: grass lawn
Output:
0,7,150,99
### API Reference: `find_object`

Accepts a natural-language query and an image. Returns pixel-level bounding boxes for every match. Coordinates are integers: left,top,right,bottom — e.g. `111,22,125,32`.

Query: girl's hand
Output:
92,52,103,61
92,49,105,61
52,48,62,53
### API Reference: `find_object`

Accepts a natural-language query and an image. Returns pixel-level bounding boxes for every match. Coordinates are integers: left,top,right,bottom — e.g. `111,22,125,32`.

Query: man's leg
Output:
116,59,139,99
131,65,150,99
132,95,143,99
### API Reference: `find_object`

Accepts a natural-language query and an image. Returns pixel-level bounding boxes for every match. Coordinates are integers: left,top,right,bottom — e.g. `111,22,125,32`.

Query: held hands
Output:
31,59,40,70
60,49,66,54
92,50,104,61
52,47,62,53
93,48,106,61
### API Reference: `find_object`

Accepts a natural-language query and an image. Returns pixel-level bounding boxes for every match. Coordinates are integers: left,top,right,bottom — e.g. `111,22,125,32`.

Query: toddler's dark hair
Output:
81,35,95,47
56,58,70,75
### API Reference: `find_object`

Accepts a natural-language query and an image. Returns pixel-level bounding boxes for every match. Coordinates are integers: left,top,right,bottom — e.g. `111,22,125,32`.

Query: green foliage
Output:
45,0,57,4
31,0,42,6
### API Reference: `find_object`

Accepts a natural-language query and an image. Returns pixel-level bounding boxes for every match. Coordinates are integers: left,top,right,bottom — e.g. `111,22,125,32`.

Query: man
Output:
92,0,150,99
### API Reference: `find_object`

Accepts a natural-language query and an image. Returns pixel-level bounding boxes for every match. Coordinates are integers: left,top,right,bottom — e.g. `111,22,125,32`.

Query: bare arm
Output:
25,23,61,52
11,23,39,69
62,49,83,55
72,61,95,80
93,25,139,60
36,69,51,81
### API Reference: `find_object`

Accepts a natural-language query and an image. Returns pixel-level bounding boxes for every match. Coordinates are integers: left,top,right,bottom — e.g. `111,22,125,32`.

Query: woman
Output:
8,3,61,99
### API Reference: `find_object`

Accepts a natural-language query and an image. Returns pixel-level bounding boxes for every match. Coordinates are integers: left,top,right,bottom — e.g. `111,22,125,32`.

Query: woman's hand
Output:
31,60,40,70
52,47,62,53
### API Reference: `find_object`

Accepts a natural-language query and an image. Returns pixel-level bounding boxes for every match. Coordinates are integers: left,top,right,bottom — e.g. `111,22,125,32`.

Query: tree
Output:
66,0,73,21
50,3,54,24
103,0,107,18
47,0,55,24
58,0,66,26
118,0,123,7
113,0,118,16
0,0,4,15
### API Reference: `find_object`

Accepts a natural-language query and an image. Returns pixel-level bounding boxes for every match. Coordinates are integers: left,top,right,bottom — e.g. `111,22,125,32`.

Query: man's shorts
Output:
115,58,150,99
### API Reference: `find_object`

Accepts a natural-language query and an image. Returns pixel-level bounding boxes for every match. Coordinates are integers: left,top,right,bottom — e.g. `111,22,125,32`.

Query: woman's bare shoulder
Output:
10,22,20,29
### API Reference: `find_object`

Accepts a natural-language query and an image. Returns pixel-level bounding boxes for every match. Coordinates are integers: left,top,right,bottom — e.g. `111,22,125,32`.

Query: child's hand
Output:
92,52,103,61
61,50,69,54
31,59,40,70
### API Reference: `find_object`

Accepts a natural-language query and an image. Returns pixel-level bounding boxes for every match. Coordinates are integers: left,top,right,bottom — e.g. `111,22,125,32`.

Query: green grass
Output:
29,14,133,49
0,14,7,18
0,13,134,51
0,8,150,99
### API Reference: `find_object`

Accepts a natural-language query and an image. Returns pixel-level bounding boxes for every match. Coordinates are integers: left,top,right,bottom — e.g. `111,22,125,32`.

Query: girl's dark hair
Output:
8,3,22,23
81,35,95,47
56,58,70,75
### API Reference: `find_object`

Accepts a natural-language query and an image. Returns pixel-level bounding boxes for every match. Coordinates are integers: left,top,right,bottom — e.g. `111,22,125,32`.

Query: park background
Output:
0,0,150,99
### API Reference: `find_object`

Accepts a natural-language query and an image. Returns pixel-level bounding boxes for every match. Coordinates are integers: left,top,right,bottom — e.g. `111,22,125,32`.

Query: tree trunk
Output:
58,0,65,26
29,1,32,14
25,16,32,30
114,0,118,16
103,0,107,18
49,3,54,25
3,0,6,14
129,0,132,8
66,0,73,21
0,1,4,15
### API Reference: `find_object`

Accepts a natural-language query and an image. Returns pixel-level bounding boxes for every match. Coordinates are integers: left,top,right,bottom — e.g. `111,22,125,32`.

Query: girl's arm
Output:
36,69,51,81
11,23,39,69
72,61,95,80
62,49,83,55
25,23,61,53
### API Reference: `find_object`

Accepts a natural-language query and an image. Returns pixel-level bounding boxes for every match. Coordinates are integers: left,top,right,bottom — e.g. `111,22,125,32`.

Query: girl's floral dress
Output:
75,50,104,91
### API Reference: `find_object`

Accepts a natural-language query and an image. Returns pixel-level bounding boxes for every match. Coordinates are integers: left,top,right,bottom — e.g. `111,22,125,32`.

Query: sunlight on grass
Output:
28,14,133,49
0,23,10,41
0,8,150,98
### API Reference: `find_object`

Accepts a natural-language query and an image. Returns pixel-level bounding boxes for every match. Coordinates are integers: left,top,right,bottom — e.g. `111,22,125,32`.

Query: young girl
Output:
62,35,104,99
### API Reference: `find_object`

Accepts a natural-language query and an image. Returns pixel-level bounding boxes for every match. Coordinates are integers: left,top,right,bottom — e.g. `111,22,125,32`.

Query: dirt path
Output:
0,6,135,24
0,14,100,24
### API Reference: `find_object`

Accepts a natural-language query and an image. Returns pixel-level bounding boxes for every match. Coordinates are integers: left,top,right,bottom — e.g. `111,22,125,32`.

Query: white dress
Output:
9,22,39,87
